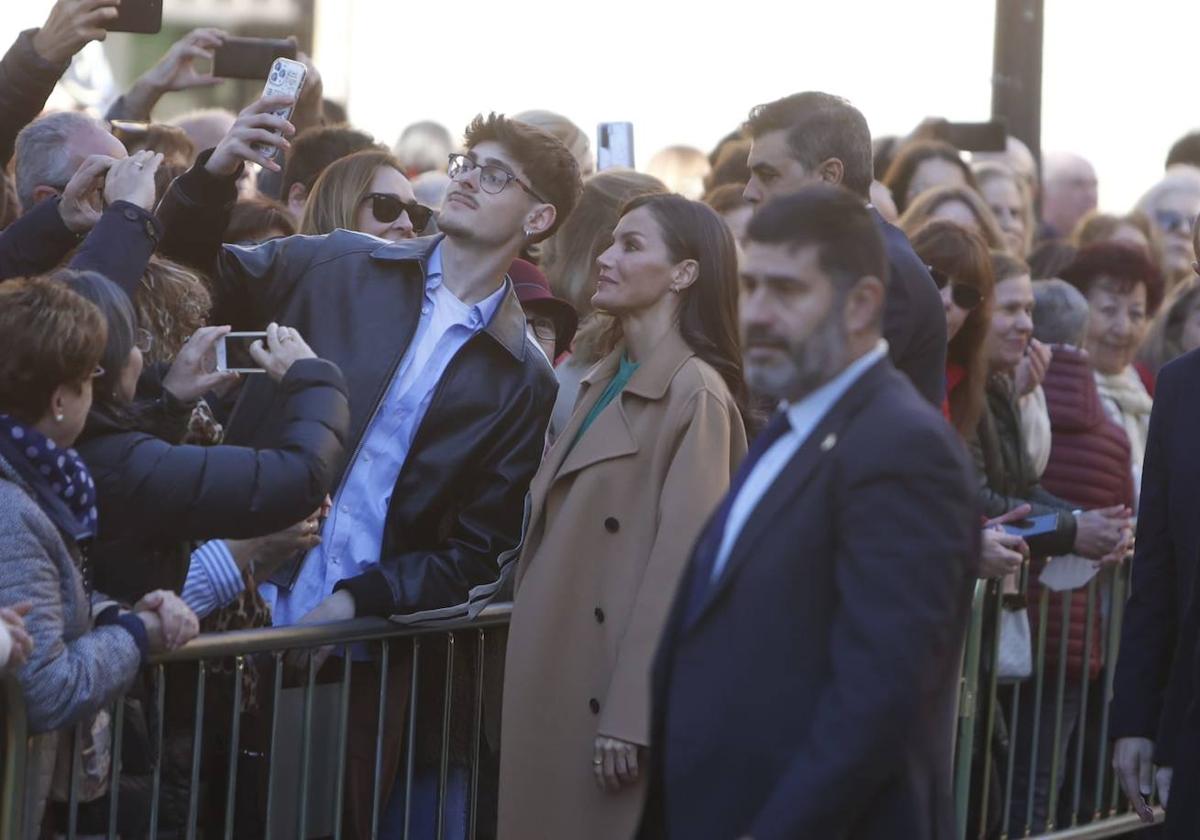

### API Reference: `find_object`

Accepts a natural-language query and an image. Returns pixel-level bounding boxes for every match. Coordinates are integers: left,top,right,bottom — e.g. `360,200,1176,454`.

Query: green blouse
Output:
569,354,640,452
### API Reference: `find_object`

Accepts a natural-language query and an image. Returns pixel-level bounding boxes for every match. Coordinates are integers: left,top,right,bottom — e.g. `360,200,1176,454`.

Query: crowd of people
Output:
2,1,1200,838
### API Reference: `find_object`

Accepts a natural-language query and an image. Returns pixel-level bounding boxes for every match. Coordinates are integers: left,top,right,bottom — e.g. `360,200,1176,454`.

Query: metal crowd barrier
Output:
0,572,1173,840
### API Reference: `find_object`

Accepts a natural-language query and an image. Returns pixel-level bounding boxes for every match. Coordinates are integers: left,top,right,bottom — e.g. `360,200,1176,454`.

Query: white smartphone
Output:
255,57,307,160
216,332,268,374
597,122,635,170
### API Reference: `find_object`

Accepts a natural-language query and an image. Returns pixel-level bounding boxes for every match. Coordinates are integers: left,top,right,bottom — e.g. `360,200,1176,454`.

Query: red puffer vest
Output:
1032,346,1135,680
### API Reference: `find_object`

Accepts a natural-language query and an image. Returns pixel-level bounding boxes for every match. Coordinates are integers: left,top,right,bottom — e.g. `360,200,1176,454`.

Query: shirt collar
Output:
783,339,888,430
426,240,508,329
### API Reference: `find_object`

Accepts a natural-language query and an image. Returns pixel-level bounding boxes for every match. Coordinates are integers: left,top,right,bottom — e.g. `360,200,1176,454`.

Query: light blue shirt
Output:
182,540,243,619
262,242,508,625
710,340,889,582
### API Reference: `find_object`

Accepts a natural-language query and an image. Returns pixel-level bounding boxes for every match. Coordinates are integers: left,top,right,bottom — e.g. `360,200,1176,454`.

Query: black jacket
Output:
0,197,162,288
75,358,350,603
875,209,948,406
0,29,68,169
972,373,1077,554
1111,349,1200,767
641,359,978,840
157,159,558,622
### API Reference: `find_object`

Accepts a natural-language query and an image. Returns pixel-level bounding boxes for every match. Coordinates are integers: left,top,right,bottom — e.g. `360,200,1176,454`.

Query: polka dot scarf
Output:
0,413,98,537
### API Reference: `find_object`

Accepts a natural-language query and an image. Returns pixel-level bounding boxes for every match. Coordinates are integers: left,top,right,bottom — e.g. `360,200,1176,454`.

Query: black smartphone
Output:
105,0,163,34
1002,513,1061,557
213,37,298,80
931,120,1007,153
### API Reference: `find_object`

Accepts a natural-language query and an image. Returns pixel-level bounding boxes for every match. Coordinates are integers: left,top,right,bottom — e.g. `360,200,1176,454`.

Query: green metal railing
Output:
0,580,1171,839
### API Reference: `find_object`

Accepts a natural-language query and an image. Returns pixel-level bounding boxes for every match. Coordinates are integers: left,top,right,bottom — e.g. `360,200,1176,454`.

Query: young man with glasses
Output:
157,98,582,836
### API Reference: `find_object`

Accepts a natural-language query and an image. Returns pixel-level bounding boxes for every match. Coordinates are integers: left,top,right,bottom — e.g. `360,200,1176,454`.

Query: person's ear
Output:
523,203,557,241
670,259,700,293
30,184,61,209
843,275,885,334
47,383,74,424
287,182,308,219
816,157,845,187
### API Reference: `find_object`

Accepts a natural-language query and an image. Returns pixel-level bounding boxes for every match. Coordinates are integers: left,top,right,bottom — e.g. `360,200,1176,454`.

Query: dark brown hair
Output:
910,220,995,437
0,275,107,423
1060,241,1166,316
225,196,297,244
463,113,583,242
704,138,752,194
621,193,748,425
883,140,977,214
991,251,1032,284
704,182,750,215
281,125,382,198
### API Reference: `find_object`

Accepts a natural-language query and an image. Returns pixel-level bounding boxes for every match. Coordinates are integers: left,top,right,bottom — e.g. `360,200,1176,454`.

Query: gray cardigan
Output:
0,454,141,734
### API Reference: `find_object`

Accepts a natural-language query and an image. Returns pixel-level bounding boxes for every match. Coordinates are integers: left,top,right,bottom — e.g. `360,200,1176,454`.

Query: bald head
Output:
168,109,237,160
1041,152,1098,238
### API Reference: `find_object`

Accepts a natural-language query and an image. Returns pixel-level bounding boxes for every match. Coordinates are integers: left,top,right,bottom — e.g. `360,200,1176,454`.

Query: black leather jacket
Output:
158,159,557,621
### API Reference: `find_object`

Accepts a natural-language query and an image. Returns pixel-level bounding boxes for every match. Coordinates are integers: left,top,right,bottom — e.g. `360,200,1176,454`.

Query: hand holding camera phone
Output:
217,323,316,383
255,58,307,162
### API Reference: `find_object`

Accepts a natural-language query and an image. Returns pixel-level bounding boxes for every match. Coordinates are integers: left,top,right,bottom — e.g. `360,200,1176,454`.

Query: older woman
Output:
1135,166,1200,290
499,195,748,840
300,149,433,241
1060,242,1165,492
0,277,198,836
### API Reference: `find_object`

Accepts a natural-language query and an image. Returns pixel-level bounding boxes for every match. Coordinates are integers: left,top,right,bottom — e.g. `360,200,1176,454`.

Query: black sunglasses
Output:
364,193,434,233
929,266,983,311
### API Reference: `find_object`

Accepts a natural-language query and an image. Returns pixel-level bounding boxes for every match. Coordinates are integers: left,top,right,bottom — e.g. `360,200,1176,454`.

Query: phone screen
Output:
597,122,635,170
217,333,267,374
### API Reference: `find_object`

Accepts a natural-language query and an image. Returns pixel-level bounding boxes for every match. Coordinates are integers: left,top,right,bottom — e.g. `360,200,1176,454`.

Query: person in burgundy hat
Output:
509,257,578,363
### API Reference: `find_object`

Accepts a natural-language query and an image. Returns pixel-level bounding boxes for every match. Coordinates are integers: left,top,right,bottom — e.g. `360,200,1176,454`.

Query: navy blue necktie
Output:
682,410,792,622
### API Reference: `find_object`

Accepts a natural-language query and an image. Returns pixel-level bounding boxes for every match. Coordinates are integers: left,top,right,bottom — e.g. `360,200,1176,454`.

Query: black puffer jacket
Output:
75,358,350,604
971,373,1077,556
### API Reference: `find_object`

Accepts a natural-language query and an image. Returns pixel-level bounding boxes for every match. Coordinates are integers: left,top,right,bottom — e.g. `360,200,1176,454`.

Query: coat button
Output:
604,517,619,533
589,698,600,714
123,207,139,222
594,607,605,623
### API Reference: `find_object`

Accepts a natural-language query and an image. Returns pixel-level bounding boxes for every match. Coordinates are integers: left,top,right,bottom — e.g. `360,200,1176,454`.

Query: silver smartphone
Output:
255,57,307,160
597,122,635,170
215,332,268,374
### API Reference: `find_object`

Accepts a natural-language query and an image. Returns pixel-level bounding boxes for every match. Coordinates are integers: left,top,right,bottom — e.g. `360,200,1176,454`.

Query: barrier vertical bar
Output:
1069,580,1098,826
264,652,284,840
1098,569,1127,817
222,657,244,840
106,698,125,839
333,652,352,840
1045,590,1073,832
297,653,317,839
954,583,986,840
186,662,206,840
976,581,1003,839
2,678,29,840
468,630,485,840
436,634,456,840
67,721,80,840
372,639,391,840
1024,586,1051,835
403,638,421,840
149,664,165,840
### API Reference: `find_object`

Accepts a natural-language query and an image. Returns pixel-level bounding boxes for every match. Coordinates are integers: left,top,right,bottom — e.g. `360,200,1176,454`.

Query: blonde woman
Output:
300,149,433,241
899,184,1008,251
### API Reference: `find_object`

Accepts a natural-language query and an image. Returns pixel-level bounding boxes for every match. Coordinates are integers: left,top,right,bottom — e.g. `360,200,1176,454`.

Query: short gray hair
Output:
1033,279,1090,347
15,111,104,212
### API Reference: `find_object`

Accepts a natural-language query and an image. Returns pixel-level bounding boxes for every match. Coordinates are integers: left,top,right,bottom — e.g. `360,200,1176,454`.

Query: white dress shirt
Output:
710,340,889,582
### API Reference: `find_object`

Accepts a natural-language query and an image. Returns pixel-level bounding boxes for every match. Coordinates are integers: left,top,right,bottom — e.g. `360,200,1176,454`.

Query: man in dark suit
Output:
1110,343,1200,832
741,91,948,406
640,186,979,840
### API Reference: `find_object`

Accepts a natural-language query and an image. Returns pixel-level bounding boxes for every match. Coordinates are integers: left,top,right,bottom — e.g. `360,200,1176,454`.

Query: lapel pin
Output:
820,433,837,452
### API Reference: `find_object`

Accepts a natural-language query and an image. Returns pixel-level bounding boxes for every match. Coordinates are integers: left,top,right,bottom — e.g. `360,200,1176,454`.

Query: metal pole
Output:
991,0,1045,168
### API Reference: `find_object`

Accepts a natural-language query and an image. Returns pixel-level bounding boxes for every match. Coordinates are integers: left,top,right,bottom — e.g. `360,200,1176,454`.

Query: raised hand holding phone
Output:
255,58,308,161
206,94,297,176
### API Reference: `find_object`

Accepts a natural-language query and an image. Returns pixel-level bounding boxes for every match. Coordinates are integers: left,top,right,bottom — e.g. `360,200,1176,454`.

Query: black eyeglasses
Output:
527,315,557,343
929,266,983,311
447,153,546,202
363,193,433,233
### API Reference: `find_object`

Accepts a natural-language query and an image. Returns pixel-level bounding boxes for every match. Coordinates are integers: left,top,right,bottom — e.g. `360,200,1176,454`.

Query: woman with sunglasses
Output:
300,149,434,241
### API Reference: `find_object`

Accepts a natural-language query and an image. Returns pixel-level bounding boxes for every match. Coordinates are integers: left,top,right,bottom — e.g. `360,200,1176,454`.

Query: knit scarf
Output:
1093,366,1153,472
0,413,98,538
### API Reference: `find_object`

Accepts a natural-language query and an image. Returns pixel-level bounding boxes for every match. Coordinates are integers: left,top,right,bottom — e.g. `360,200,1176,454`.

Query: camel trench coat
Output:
497,331,747,840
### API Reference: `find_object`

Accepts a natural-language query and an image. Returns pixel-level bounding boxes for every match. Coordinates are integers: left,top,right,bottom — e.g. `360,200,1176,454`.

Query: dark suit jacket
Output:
875,209,948,407
1111,349,1200,767
641,358,978,840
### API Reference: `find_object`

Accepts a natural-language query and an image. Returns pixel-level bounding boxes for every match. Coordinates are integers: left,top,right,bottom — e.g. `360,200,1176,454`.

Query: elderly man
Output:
14,111,127,213
1040,152,1099,242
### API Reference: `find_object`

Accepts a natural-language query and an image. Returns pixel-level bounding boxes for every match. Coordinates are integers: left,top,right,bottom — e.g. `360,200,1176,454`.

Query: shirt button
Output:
604,517,620,534
341,505,350,513
589,698,600,715
594,607,605,623
422,305,431,315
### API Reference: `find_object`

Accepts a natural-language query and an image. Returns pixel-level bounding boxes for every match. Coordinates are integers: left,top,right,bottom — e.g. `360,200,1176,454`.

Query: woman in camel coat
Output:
498,194,748,840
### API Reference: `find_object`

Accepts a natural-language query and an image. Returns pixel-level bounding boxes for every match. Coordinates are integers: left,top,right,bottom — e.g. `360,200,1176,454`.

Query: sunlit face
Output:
353,166,418,241
987,273,1035,373
739,241,849,401
593,206,678,315
743,130,822,206
437,140,547,248
1152,189,1200,279
906,157,967,207
1083,278,1148,375
930,199,981,233
981,177,1027,255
